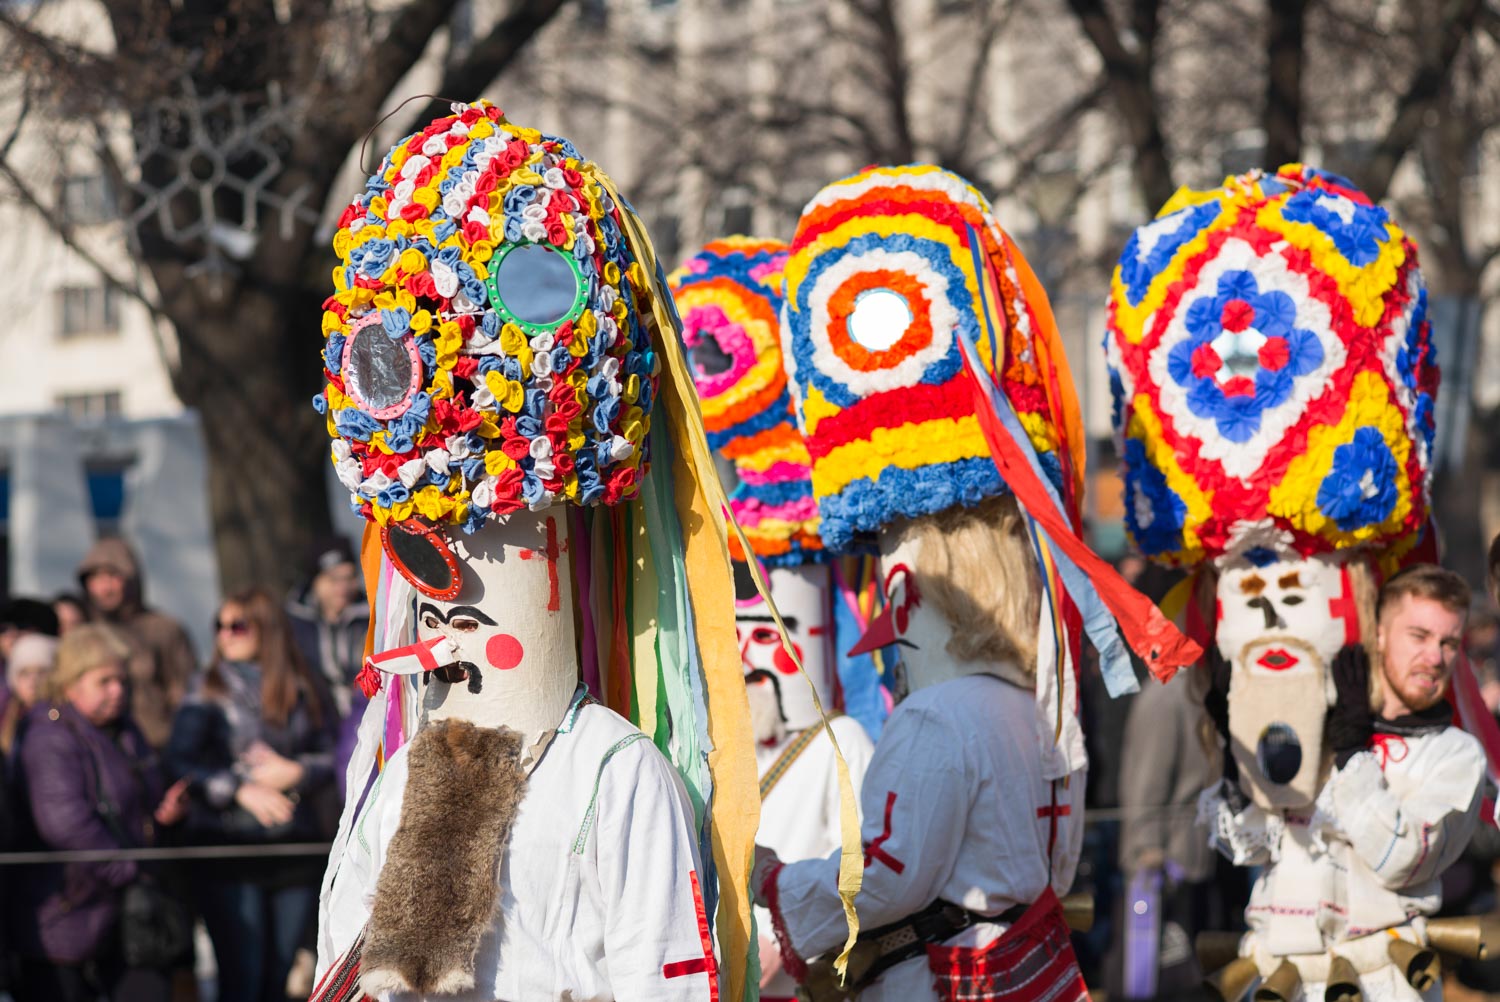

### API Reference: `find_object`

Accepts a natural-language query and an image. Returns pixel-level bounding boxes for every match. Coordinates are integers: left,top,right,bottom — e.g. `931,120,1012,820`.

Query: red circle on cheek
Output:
485,634,525,671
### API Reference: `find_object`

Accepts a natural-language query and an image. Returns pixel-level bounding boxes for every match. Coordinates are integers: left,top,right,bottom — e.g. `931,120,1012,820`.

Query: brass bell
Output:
1252,959,1301,1002
1323,955,1362,1002
1386,938,1440,992
1203,956,1260,1002
1425,914,1500,961
1060,891,1095,933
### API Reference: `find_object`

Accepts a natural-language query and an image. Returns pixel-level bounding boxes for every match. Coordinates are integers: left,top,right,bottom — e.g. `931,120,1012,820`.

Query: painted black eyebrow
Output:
418,603,498,626
735,613,800,630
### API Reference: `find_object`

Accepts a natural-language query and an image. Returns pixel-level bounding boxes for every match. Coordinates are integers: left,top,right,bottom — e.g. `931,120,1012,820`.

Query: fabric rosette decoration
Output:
1105,164,1437,570
668,237,825,566
316,102,657,535
778,165,1076,552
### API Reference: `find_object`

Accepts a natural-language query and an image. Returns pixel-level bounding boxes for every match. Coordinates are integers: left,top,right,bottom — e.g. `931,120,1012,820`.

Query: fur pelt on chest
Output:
361,718,528,996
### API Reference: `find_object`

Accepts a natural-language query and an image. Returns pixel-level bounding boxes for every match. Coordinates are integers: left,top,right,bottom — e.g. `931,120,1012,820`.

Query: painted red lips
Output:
1256,648,1300,671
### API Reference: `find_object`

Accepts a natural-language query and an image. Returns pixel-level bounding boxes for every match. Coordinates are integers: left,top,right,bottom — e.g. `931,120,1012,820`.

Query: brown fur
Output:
361,719,528,996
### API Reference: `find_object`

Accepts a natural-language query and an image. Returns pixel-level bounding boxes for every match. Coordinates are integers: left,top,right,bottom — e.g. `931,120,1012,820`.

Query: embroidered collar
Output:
556,682,596,735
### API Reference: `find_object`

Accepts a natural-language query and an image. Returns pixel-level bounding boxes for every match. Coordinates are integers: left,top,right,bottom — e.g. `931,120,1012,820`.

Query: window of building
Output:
56,391,124,423
60,174,116,226
85,463,129,537
653,213,680,266
56,284,119,338
718,187,754,236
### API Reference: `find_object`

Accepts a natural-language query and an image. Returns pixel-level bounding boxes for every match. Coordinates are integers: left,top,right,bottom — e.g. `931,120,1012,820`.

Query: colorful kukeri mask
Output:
317,103,667,738
669,238,839,732
1106,165,1438,809
779,165,1077,681
735,562,834,736
318,102,659,548
1216,552,1355,808
778,165,1073,555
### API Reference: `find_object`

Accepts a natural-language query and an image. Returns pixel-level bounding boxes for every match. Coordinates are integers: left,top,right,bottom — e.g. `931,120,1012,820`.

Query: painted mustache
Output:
426,659,483,693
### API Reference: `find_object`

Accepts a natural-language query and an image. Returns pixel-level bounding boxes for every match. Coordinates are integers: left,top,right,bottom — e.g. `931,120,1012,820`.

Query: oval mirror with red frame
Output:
381,519,463,600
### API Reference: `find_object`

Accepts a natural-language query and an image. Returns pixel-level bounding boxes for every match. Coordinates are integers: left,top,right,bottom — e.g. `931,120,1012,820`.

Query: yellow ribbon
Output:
607,178,864,987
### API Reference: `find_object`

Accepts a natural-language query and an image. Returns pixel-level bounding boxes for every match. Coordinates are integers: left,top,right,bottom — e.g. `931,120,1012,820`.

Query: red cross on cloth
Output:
1328,565,1361,647
661,870,720,999
518,515,570,611
864,791,906,874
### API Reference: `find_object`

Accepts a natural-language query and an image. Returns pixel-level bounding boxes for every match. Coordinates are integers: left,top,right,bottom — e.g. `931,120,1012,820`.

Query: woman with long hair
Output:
166,588,335,1002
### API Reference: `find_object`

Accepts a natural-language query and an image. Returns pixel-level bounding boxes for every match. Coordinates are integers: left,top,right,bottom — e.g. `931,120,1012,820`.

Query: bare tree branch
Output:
1363,0,1485,199
405,0,573,133
0,157,164,322
1263,0,1308,167
1063,0,1175,211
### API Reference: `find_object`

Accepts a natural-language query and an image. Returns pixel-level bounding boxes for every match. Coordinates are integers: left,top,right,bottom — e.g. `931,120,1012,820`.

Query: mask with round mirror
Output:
342,313,422,419
484,242,589,333
846,288,914,351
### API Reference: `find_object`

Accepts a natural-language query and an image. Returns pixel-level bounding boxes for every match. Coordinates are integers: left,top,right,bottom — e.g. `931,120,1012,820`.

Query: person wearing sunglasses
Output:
166,589,336,1002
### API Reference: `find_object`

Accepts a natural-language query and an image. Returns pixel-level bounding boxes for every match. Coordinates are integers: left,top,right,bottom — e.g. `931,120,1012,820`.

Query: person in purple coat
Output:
9,622,190,1002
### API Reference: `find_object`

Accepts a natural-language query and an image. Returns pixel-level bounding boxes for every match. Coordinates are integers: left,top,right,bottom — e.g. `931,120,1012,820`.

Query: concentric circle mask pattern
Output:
1104,164,1438,567
780,165,1067,552
315,102,661,532
668,237,824,566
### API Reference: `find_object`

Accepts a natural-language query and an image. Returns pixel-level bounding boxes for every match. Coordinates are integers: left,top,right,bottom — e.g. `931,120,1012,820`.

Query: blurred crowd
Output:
0,537,368,1002
2,534,1499,1002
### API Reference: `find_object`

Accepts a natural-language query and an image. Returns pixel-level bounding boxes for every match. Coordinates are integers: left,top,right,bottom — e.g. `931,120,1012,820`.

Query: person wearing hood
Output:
76,539,197,749
285,538,368,799
285,540,368,714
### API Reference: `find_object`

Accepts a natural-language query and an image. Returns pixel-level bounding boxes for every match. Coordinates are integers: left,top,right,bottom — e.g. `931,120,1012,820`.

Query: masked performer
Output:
309,102,763,1002
1105,163,1483,1001
749,165,1196,1002
669,237,879,999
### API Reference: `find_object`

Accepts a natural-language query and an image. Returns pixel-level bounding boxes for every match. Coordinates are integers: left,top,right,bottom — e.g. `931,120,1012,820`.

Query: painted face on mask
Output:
735,561,832,733
1216,552,1356,808
414,509,579,754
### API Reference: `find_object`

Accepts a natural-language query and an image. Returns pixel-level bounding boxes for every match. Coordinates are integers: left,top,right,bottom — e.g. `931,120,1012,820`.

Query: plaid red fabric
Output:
925,888,1087,1002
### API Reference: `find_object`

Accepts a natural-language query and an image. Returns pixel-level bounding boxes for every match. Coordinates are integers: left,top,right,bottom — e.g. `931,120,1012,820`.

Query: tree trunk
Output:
1262,0,1307,169
163,281,334,594
1064,0,1175,212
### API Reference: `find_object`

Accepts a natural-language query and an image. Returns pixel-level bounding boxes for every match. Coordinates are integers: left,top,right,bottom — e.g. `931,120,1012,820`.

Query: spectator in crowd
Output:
166,588,335,1002
1490,532,1500,606
54,592,90,635
76,539,197,749
0,596,61,743
285,540,369,794
1,633,58,756
1109,667,1238,1000
285,538,367,719
9,623,190,1002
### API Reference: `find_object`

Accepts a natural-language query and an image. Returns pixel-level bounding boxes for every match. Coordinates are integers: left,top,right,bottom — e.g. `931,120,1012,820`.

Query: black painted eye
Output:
690,334,735,377
1282,595,1304,606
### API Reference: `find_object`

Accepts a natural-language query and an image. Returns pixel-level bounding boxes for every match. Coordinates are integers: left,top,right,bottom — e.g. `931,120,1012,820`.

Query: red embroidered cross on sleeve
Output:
661,870,720,1000
864,791,906,874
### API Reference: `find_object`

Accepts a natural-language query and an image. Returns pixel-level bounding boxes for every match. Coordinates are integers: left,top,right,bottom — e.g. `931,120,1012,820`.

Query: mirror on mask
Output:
385,523,458,597
846,288,913,351
347,325,416,413
492,243,582,326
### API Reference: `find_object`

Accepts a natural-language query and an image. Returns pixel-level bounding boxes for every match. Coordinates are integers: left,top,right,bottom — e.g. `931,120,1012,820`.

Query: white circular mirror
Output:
847,288,912,351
